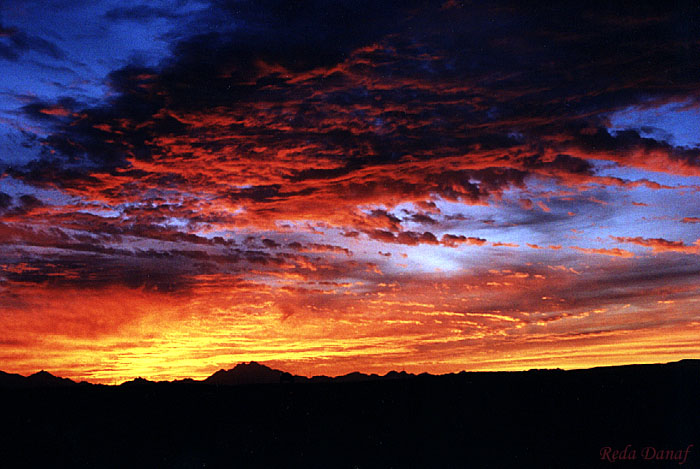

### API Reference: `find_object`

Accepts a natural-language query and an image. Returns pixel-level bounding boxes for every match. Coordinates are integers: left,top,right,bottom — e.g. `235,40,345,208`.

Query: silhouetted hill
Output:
0,370,76,388
383,370,413,379
1,359,699,468
28,370,76,387
2,359,699,387
204,361,287,385
172,377,197,384
120,377,156,387
333,371,380,382
0,370,28,388
202,365,413,385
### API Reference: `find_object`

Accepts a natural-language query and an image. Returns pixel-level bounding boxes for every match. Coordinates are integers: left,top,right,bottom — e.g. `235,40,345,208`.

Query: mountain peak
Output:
26,370,76,387
204,362,284,385
232,361,272,371
120,377,155,386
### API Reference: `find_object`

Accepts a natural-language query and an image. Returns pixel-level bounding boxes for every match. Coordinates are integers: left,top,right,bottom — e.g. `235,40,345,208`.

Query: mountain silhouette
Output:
333,371,381,382
120,377,156,387
0,370,29,388
0,363,421,388
204,361,288,385
383,370,413,379
1,359,699,468
3,360,699,387
202,364,418,385
27,370,76,387
0,370,76,388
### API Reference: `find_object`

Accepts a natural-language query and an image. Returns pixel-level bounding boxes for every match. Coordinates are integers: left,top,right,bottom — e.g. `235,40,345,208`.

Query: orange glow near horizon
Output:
2,278,699,384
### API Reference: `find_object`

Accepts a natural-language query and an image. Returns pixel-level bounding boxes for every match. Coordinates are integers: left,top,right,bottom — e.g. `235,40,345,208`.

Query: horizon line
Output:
3,357,699,387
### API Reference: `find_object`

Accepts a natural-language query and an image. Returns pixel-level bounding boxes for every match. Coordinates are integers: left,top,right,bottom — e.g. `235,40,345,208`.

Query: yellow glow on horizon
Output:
2,273,700,385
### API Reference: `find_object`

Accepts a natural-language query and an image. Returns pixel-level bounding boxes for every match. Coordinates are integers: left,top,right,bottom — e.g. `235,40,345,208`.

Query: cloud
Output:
0,194,45,219
440,234,487,248
611,236,700,254
0,192,11,210
565,127,700,175
366,229,439,246
492,242,519,248
104,5,182,22
536,201,551,212
16,0,700,208
570,246,635,258
288,242,353,257
7,0,700,287
402,211,438,225
0,24,66,61
21,98,79,122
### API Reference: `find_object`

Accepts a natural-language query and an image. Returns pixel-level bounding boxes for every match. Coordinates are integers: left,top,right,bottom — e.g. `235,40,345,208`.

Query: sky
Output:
1,0,700,384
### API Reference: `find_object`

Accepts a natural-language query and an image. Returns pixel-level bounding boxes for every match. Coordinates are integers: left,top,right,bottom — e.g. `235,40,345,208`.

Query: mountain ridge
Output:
0,369,80,388
2,358,699,388
4,359,699,468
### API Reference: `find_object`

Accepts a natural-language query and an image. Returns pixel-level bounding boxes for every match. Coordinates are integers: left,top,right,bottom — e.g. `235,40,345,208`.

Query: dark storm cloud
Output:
104,5,183,22
191,0,419,72
403,212,438,226
557,256,700,309
0,194,44,219
0,192,11,210
1,234,270,292
16,0,700,191
7,0,700,274
286,241,352,257
521,154,594,176
0,25,17,37
16,194,43,211
20,97,79,122
0,22,66,61
571,127,700,168
1,255,193,292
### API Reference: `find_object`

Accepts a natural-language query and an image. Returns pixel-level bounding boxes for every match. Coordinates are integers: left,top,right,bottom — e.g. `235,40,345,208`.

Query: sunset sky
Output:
1,0,700,384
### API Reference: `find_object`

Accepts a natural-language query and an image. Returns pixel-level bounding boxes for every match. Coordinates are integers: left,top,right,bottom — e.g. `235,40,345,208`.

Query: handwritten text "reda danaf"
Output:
600,445,693,465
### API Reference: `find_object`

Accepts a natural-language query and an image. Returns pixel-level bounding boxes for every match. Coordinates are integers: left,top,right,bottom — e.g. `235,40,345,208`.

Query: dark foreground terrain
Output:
1,360,699,468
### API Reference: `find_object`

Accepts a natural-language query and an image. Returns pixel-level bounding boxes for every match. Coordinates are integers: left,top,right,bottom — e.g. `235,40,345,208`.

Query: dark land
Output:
1,360,699,468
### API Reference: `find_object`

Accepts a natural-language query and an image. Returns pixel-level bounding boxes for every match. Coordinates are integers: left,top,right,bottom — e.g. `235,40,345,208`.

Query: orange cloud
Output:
611,236,700,254
569,246,635,258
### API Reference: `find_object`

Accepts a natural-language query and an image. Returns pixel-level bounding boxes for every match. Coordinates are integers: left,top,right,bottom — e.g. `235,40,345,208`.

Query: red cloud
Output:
39,106,72,117
570,246,635,258
611,236,700,254
440,234,488,247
